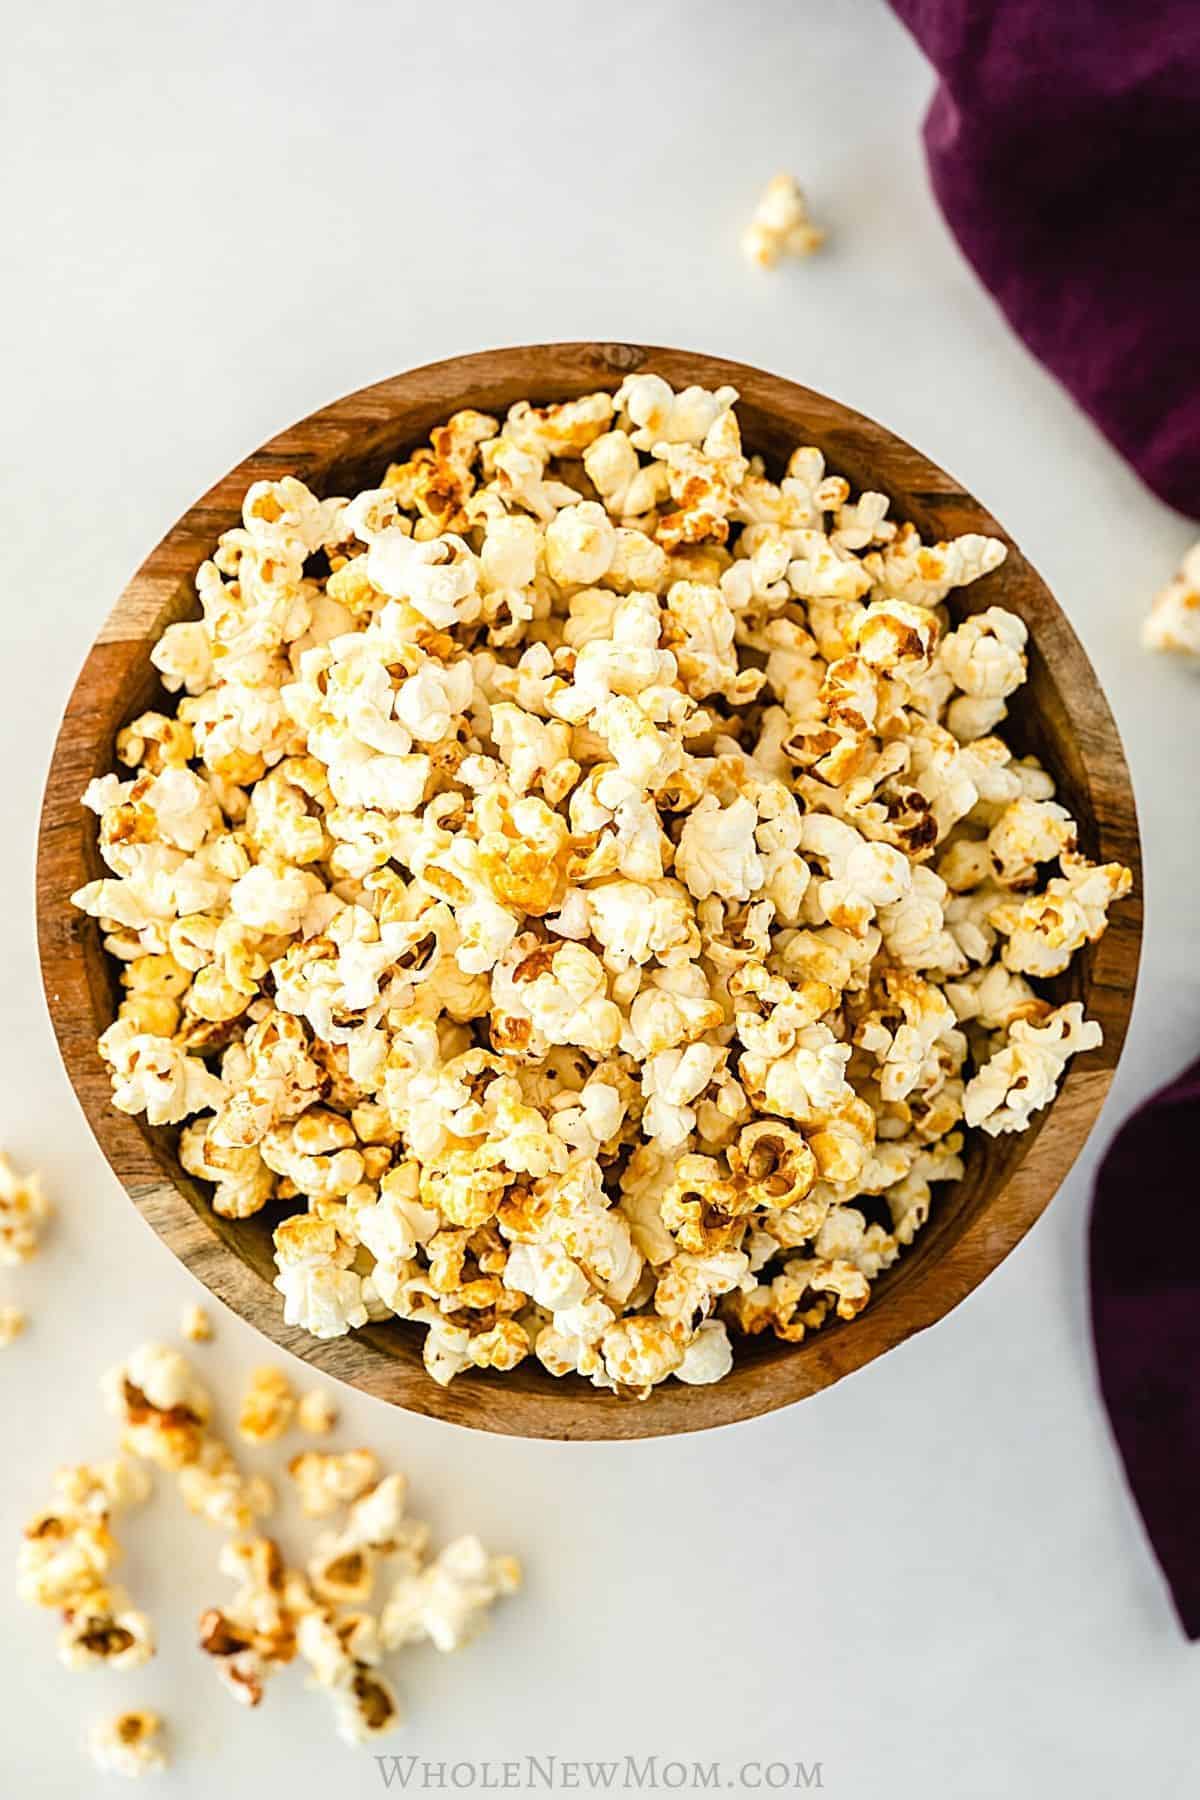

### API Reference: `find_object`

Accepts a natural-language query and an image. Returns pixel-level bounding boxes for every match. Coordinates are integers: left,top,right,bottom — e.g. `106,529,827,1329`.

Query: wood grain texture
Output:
36,343,1143,1439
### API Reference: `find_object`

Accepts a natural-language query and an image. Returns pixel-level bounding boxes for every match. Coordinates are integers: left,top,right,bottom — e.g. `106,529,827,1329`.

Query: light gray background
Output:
3,2,1198,1794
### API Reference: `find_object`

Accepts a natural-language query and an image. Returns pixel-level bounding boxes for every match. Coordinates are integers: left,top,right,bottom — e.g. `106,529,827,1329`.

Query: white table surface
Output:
4,2,1198,1794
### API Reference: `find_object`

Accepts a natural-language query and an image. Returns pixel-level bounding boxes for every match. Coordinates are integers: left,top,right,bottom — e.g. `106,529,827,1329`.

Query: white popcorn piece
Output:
288,1449,380,1519
87,1710,168,1779
963,1003,1102,1135
71,385,1131,1398
742,173,825,268
380,1535,520,1654
1143,541,1200,663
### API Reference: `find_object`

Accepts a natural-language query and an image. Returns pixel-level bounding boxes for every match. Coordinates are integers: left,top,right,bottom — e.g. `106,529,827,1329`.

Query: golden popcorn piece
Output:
71,380,1131,1398
297,1387,338,1436
0,1152,52,1266
102,1344,212,1470
237,1366,296,1445
0,1303,27,1346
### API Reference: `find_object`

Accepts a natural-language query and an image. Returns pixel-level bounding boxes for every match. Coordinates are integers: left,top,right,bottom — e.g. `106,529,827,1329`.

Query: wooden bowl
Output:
36,343,1142,1440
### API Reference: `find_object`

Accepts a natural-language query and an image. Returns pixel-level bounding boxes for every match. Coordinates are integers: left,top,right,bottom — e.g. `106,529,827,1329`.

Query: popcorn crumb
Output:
0,1303,26,1345
742,173,825,268
88,1709,167,1779
180,1302,213,1343
297,1388,338,1435
237,1367,296,1444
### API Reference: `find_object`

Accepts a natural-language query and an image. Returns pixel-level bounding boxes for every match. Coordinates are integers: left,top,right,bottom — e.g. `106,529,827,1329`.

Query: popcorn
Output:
0,1302,27,1345
1143,541,1200,662
180,1303,212,1343
0,1152,52,1264
237,1366,296,1444
742,173,825,268
87,1710,167,1779
198,1536,308,1708
17,1455,152,1652
963,1003,1102,1135
102,1344,212,1469
177,1438,275,1532
380,1535,520,1654
74,391,1131,1397
60,1592,155,1670
288,1449,380,1518
297,1389,338,1435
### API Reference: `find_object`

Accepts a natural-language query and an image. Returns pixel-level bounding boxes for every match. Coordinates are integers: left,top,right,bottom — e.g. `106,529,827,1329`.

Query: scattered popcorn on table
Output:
742,173,825,268
0,1151,51,1264
180,1302,213,1343
0,1303,26,1346
17,1455,154,1663
237,1365,296,1444
297,1387,338,1435
1143,541,1200,663
200,1480,516,1742
73,382,1132,1398
87,1709,167,1779
17,1343,519,1758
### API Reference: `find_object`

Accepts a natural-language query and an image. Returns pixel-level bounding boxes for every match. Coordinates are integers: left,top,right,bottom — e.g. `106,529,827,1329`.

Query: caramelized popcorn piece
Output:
742,173,825,268
72,384,1132,1399
60,1591,155,1670
237,1366,296,1444
87,1709,167,1779
102,1344,212,1469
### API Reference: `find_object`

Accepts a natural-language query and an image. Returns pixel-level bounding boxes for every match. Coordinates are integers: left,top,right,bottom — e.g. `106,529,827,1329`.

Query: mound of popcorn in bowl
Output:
72,376,1131,1398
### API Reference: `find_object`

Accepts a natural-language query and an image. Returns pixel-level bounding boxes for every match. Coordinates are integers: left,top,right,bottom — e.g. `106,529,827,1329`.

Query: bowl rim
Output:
35,341,1143,1440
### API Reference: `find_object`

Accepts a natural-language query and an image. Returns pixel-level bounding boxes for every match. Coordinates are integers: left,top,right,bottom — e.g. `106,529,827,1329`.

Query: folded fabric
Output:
890,0,1200,520
1090,1057,1200,1638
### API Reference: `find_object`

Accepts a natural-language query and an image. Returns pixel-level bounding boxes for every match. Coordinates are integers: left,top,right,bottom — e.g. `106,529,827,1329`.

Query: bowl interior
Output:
41,343,1142,1437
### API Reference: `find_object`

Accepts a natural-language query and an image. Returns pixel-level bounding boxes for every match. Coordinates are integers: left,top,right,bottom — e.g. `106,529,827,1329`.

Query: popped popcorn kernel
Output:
180,1302,213,1343
297,1388,338,1435
0,1303,26,1345
237,1366,296,1444
742,173,825,268
0,1152,51,1265
87,1709,168,1779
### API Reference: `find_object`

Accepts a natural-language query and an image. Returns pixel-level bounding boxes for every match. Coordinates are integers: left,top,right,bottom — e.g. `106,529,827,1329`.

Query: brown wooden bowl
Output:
36,343,1142,1440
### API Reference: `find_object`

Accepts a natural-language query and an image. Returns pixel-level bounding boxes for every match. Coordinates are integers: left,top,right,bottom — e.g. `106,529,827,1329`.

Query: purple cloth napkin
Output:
889,0,1200,519
1091,1060,1200,1638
